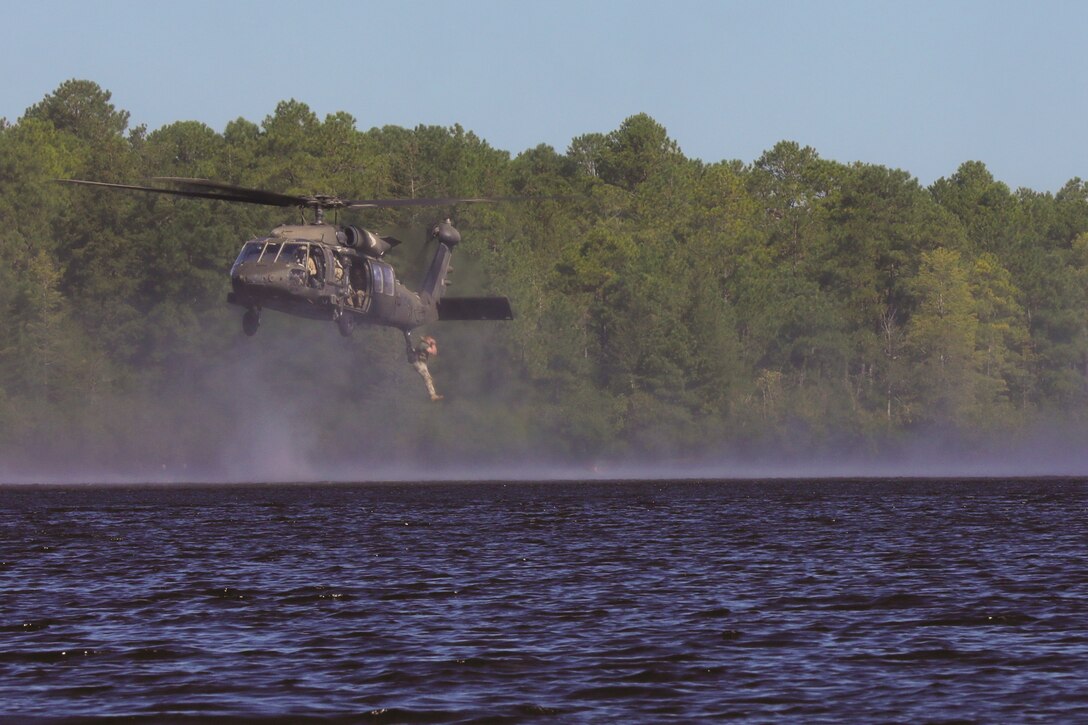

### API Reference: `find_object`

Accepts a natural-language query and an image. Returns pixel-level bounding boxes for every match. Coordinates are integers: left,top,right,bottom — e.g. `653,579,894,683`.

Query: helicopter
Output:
58,176,516,366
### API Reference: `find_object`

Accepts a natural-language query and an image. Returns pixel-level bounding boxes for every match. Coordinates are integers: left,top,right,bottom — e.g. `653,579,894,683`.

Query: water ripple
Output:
2,478,1087,720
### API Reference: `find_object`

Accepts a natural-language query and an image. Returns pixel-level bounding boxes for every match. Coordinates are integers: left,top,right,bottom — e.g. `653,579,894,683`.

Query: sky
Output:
2,0,1085,192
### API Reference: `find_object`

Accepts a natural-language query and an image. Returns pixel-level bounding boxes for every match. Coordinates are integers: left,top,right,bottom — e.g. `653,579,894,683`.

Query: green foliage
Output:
24,79,130,144
4,80,1088,473
598,114,683,191
903,248,979,426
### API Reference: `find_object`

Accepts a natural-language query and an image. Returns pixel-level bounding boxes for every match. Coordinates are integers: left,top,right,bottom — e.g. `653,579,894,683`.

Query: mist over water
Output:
5,399,1088,485
6,418,1088,485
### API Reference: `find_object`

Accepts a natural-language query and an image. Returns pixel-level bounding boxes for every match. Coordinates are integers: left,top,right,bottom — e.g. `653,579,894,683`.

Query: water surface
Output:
2,478,1086,721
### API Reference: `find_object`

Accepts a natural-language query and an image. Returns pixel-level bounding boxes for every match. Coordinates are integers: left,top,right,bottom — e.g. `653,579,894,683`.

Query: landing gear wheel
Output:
242,308,260,337
336,309,354,337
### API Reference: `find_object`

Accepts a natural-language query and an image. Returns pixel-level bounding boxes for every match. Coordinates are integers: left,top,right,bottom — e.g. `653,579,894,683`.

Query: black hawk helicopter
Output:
58,176,516,367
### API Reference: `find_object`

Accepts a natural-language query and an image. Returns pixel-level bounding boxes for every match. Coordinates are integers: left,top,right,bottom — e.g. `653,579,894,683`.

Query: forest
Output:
2,80,1088,477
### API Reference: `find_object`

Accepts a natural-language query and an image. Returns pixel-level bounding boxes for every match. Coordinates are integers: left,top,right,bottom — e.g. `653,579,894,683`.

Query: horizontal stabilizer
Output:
437,296,514,321
382,236,402,248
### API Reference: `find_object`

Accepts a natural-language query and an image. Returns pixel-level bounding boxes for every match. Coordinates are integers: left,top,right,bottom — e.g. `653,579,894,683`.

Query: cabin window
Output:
371,262,395,296
371,262,384,295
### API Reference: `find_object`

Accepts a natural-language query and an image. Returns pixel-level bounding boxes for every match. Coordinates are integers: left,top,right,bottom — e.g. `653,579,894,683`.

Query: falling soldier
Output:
408,335,443,401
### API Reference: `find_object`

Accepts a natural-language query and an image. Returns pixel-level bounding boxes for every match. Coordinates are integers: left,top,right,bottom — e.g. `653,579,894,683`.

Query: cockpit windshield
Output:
235,239,314,265
261,242,282,262
236,240,266,265
280,242,307,265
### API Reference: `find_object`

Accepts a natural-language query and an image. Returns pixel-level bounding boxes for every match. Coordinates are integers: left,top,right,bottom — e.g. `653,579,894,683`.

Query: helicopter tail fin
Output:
420,242,453,303
437,297,514,321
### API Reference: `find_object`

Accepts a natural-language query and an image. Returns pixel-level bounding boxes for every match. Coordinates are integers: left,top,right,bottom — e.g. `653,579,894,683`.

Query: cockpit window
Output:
280,242,307,265
236,240,265,265
259,242,282,263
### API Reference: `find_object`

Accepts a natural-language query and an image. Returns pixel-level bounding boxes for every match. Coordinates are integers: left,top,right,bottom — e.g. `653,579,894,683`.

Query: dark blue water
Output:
2,479,1087,721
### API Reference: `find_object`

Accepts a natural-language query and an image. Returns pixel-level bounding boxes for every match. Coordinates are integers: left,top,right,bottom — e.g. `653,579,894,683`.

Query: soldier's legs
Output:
412,360,442,401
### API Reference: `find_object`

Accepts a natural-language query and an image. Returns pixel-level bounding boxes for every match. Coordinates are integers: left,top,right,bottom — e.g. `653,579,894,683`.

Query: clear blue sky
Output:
3,0,1085,192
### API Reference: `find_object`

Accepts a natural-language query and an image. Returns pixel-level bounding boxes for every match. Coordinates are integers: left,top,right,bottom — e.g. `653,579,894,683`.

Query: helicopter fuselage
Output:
227,223,435,332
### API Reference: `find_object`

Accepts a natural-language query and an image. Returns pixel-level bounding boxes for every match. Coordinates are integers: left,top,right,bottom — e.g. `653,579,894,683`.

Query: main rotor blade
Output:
342,195,539,209
158,179,537,209
151,177,310,207
341,193,541,207
57,178,306,207
59,178,571,211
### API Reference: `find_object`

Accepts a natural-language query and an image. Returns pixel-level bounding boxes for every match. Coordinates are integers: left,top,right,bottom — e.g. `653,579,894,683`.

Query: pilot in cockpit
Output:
299,246,318,283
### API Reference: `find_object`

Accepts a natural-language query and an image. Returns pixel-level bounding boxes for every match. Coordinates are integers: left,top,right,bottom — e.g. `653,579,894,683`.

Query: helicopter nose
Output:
233,262,265,283
231,265,265,292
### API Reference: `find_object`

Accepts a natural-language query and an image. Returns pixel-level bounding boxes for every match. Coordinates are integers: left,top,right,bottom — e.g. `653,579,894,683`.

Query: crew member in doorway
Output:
409,335,443,401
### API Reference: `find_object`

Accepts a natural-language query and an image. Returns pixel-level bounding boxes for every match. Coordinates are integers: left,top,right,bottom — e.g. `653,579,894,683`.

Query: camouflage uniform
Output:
411,336,442,401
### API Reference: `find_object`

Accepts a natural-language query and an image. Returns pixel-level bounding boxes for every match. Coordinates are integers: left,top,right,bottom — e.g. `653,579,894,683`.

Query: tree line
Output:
2,79,1087,475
